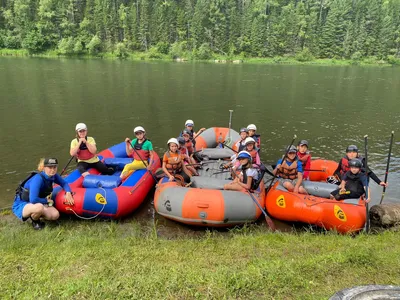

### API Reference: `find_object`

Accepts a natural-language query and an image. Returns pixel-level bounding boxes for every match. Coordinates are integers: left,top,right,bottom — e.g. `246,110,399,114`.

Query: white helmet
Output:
247,124,257,131
75,123,87,131
185,119,194,126
244,137,256,145
167,138,179,146
133,126,145,133
237,150,252,161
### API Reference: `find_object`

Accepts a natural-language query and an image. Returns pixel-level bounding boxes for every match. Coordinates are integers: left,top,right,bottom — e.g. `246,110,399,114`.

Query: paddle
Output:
364,135,370,233
130,141,158,183
266,135,297,193
227,109,233,145
379,131,394,204
247,190,276,231
60,156,75,176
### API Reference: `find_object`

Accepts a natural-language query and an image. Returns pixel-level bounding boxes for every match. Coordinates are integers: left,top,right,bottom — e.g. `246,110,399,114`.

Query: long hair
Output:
37,158,45,172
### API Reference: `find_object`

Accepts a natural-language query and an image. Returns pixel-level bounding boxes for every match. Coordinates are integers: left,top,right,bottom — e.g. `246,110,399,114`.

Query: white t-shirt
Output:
239,167,259,181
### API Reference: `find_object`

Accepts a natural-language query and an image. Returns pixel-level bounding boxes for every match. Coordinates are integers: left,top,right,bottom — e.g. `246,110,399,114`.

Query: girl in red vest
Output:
297,140,311,180
70,123,114,177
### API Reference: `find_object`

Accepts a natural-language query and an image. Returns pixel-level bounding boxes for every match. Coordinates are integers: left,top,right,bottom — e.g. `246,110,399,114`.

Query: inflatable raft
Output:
154,131,266,227
195,127,240,150
266,181,366,233
308,159,338,181
53,142,161,219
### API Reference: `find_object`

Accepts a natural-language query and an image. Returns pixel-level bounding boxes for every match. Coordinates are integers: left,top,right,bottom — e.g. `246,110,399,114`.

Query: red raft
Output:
53,142,160,219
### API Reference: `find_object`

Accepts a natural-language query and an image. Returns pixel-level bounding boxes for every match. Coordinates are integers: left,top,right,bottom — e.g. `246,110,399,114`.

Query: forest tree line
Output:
0,0,400,61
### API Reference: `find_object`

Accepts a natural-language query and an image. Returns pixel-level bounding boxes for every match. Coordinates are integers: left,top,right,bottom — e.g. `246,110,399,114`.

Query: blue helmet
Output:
237,151,252,161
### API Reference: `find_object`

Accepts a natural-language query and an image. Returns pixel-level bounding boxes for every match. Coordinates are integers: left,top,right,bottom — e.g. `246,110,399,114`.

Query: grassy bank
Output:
1,48,398,67
1,211,399,299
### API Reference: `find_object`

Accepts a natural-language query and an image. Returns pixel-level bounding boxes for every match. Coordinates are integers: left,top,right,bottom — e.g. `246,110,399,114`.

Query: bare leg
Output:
82,171,90,177
298,186,308,194
42,206,60,221
22,203,44,221
283,182,295,192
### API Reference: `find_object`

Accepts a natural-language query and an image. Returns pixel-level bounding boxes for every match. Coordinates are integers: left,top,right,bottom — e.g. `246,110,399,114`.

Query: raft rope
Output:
66,187,107,220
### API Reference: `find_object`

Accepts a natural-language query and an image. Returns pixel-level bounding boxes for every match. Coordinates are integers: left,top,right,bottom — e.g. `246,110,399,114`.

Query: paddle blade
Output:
265,216,276,231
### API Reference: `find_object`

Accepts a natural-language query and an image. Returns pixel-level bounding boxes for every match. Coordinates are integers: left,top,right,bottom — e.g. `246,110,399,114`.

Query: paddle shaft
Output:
266,135,297,193
364,135,370,233
130,141,158,183
228,110,233,141
247,190,276,231
379,131,394,204
60,156,75,176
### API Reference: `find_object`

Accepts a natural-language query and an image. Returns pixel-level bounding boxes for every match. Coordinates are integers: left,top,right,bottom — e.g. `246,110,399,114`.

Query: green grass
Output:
1,211,399,299
0,48,397,66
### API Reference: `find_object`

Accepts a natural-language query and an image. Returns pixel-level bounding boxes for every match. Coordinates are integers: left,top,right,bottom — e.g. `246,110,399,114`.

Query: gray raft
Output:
330,285,400,300
155,161,264,226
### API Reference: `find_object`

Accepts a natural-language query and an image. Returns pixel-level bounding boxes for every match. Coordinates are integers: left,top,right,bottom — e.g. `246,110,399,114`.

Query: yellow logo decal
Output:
334,205,347,222
276,195,286,208
95,193,107,205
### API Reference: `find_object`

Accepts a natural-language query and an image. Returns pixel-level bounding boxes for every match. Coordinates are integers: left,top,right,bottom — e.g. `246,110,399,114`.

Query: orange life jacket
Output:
131,138,150,161
248,149,258,164
277,159,298,180
164,151,183,173
77,137,96,161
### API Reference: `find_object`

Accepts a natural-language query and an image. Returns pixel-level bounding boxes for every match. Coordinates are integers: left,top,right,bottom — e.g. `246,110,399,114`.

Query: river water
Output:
1,57,399,226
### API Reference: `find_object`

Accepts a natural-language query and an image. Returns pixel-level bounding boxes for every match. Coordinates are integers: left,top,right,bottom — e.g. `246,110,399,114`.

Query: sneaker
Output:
31,219,45,230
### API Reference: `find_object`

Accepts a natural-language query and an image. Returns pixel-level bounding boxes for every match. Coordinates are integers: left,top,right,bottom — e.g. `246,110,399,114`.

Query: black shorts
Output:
331,189,363,200
77,161,114,175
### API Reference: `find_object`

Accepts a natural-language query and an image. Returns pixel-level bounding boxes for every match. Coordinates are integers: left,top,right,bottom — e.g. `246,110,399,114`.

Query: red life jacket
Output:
132,139,150,161
248,149,258,163
297,152,311,169
339,157,350,177
277,159,298,180
185,140,194,155
77,137,96,161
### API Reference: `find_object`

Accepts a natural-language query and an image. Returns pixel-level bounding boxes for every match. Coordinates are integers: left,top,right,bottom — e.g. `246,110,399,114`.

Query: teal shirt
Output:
130,138,153,151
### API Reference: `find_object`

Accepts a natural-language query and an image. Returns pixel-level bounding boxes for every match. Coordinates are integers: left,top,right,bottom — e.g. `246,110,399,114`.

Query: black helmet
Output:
287,145,297,153
346,145,358,153
298,140,309,147
240,127,249,133
349,159,362,168
182,129,191,136
177,137,185,145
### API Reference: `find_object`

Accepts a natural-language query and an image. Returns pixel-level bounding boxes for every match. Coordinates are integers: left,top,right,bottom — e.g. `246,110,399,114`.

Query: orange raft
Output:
308,159,339,182
266,181,366,233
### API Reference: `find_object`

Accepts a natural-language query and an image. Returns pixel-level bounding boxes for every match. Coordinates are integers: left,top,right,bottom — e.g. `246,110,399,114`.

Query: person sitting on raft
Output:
330,159,370,202
247,124,261,150
224,151,259,191
182,129,195,156
230,137,261,170
13,158,74,230
297,140,311,180
178,137,198,176
162,138,192,183
273,145,307,194
234,128,249,152
70,123,114,177
120,126,155,180
180,119,206,151
330,145,387,187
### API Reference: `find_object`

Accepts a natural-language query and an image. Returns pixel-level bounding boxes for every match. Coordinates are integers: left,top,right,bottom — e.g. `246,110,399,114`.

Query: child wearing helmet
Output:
70,123,114,177
247,124,261,149
234,128,249,152
297,140,311,180
178,137,198,176
330,159,370,201
224,151,259,191
232,137,260,169
180,120,206,150
120,126,155,180
273,145,307,194
162,138,192,183
331,145,387,187
181,129,195,155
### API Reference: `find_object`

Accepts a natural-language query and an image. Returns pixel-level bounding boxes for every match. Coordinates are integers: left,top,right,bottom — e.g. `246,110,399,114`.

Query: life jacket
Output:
248,149,258,164
237,139,246,152
182,129,196,147
251,134,261,148
277,159,298,180
77,137,96,161
132,138,150,161
184,140,194,155
15,172,53,202
164,151,183,174
179,146,188,157
241,166,260,191
297,152,311,169
344,171,365,195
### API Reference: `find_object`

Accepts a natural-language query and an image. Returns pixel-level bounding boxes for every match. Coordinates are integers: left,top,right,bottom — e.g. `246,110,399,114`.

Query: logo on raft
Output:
95,193,107,205
276,195,286,208
334,205,347,222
